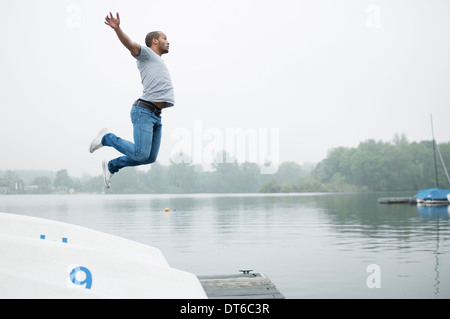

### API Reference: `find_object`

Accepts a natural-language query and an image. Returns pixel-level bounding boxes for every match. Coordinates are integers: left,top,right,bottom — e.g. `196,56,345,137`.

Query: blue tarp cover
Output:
415,188,450,200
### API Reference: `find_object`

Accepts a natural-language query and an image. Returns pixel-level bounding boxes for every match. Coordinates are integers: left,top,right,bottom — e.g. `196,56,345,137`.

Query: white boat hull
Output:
0,213,207,299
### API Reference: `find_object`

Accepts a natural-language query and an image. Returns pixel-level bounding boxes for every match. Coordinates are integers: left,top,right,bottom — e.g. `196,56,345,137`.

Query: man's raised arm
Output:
105,12,141,57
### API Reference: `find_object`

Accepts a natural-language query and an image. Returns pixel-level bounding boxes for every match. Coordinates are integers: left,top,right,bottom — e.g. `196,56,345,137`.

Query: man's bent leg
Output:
103,106,161,173
108,118,162,173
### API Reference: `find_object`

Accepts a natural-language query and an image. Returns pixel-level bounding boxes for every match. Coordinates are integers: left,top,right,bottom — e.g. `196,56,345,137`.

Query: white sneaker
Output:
102,160,113,189
89,128,109,153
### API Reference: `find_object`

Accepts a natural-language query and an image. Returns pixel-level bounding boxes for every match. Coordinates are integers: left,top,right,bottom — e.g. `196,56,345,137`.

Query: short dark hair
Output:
145,31,162,47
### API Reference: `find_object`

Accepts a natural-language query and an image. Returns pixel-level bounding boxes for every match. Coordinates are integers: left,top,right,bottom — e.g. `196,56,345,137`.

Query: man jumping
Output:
89,12,174,188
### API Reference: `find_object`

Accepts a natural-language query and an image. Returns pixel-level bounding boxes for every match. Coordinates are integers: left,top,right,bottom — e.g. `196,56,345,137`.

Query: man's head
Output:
145,31,169,56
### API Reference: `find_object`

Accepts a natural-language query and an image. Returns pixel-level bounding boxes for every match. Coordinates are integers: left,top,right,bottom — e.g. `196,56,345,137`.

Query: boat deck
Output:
198,272,284,299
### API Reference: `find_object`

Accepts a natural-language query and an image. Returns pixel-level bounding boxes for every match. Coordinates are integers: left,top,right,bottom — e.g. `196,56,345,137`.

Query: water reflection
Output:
417,205,450,217
416,204,449,298
1,193,450,298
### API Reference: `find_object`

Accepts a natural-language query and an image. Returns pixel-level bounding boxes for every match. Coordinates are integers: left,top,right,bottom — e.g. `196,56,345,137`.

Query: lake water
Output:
1,192,450,299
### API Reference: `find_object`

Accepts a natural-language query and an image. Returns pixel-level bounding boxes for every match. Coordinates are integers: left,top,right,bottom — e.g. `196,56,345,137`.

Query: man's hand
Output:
104,12,141,57
105,12,120,30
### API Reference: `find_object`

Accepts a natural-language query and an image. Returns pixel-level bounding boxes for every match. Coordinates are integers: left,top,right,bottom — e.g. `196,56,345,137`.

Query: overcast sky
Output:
1,0,449,177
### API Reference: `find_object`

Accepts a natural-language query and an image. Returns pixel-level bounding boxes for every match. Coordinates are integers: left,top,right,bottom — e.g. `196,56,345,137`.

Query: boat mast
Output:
431,114,439,188
437,146,450,185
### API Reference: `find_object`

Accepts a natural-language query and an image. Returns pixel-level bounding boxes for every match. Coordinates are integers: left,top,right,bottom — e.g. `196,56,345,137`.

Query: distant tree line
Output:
311,134,450,191
83,159,316,194
1,135,449,194
0,160,312,194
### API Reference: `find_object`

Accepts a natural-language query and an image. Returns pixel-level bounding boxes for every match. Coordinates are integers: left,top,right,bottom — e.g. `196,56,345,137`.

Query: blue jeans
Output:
102,105,162,174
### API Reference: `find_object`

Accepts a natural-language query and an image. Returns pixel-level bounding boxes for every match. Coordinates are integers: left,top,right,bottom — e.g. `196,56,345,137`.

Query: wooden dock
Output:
377,197,415,204
198,272,284,299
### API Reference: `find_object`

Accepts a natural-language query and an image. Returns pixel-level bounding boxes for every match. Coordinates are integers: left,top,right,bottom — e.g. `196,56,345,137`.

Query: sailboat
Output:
415,188,450,206
414,115,450,206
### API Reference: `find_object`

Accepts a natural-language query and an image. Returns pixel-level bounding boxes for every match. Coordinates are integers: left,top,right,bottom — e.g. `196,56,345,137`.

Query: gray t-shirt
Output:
135,46,175,108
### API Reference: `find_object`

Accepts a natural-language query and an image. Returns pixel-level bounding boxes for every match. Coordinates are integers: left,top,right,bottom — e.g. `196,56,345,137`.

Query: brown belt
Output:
133,99,162,116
